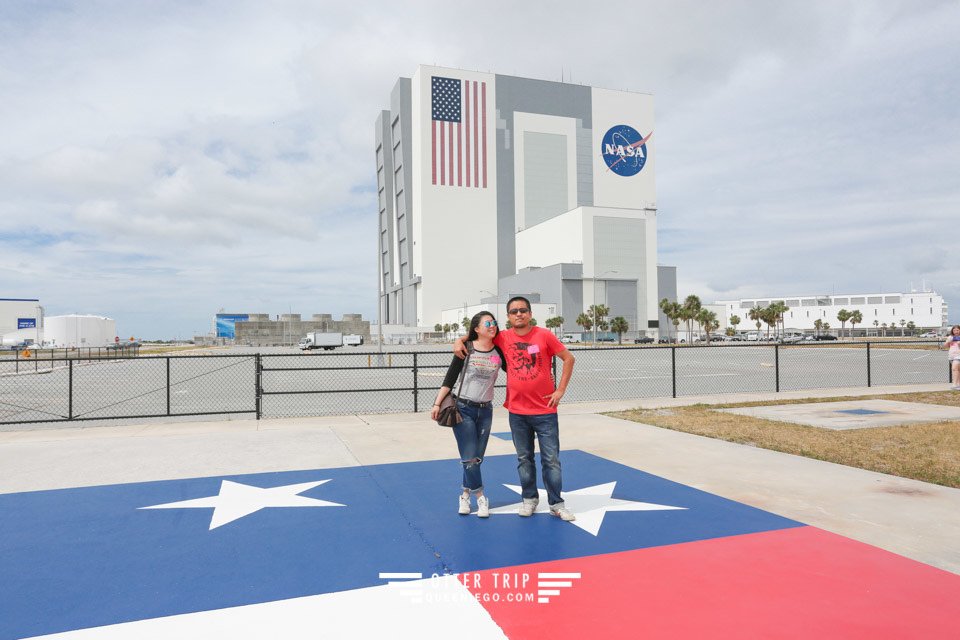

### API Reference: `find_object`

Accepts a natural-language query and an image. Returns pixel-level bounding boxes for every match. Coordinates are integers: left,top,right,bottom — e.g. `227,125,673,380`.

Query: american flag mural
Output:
431,75,487,188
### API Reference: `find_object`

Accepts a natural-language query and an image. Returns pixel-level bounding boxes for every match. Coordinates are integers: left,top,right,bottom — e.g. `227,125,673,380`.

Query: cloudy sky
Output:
1,1,957,339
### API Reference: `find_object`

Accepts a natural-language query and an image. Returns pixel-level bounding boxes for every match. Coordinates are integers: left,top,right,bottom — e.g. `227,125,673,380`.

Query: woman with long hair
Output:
944,325,960,390
431,311,506,517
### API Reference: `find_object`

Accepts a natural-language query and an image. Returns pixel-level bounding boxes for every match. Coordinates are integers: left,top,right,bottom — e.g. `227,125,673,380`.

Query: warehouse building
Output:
375,66,669,338
0,298,44,346
45,314,117,348
714,291,948,335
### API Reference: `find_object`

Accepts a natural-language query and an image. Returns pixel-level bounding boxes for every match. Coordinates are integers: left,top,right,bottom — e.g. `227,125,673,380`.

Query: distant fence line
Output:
0,341,950,427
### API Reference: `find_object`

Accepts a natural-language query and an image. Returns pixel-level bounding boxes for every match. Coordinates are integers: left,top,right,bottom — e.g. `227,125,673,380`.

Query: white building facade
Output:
44,315,117,348
0,298,43,346
715,292,948,334
375,66,664,336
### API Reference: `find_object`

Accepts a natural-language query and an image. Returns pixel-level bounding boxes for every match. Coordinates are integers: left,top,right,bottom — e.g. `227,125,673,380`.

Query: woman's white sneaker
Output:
477,495,490,518
459,493,471,515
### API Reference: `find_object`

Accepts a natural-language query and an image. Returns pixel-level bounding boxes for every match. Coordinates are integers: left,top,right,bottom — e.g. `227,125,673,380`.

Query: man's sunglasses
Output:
508,308,529,315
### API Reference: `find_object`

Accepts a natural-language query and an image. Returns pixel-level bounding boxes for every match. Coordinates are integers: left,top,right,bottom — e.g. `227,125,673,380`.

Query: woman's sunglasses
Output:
483,320,498,328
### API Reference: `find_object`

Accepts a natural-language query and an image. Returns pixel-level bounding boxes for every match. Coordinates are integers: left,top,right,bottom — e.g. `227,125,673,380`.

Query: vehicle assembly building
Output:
375,66,670,337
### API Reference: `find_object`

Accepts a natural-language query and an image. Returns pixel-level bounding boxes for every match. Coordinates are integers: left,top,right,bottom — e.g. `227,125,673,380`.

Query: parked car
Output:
560,334,581,343
781,334,804,344
813,334,838,341
597,336,616,343
708,334,726,342
658,337,673,344
633,336,655,344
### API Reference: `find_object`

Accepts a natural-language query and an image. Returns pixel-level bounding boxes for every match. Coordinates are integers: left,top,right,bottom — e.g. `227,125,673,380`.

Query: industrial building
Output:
713,291,948,335
208,313,371,347
0,298,44,346
375,66,671,338
44,315,117,348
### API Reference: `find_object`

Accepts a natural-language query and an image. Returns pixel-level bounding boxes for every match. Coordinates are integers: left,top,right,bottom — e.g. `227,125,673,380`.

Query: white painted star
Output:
488,482,686,536
139,479,345,530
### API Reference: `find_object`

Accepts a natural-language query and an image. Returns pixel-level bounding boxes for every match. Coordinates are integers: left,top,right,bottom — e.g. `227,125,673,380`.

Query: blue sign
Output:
215,314,249,339
600,124,651,176
17,318,36,329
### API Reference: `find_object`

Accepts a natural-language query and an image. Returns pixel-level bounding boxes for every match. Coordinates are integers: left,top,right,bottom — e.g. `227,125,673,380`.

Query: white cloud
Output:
0,0,957,337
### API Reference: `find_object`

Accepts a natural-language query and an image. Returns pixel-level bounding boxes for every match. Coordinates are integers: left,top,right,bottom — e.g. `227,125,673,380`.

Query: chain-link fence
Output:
0,341,950,426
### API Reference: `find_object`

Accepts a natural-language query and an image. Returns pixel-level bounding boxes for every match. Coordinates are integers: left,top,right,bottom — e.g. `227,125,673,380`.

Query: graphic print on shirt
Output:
508,342,541,382
470,353,501,380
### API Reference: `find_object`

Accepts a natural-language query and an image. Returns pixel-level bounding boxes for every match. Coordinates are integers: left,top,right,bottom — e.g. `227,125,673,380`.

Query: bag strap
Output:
453,341,472,399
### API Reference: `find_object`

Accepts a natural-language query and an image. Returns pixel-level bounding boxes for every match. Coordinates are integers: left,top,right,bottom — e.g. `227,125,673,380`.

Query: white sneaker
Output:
518,498,539,517
477,495,490,518
458,493,471,515
550,506,576,522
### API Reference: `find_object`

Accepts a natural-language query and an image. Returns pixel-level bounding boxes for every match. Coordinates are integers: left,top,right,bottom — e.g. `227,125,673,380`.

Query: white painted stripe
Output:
537,581,572,587
538,597,549,603
378,572,423,579
26,576,507,639
538,572,581,579
538,589,561,596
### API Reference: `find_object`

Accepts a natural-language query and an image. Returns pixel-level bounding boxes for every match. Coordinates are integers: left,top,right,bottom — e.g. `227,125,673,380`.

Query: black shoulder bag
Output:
435,344,471,427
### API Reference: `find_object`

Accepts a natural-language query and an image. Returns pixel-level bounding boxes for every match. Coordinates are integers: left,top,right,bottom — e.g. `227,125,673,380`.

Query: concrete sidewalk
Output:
1,382,958,575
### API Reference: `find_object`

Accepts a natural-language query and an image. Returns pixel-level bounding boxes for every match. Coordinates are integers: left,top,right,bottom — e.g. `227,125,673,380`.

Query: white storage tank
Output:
45,315,117,348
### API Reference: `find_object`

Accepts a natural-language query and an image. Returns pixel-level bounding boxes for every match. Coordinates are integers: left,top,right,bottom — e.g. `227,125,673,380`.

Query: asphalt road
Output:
0,343,949,427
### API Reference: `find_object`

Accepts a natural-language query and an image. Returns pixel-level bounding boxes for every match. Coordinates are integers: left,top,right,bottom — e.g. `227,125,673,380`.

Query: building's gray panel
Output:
606,280,638,333
495,76,593,281
523,132,568,227
594,217,646,278
657,265,677,337
375,109,395,324
576,124,593,207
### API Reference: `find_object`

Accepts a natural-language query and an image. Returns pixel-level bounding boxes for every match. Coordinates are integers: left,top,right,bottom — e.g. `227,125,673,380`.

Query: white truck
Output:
343,334,364,347
299,332,343,351
560,334,582,343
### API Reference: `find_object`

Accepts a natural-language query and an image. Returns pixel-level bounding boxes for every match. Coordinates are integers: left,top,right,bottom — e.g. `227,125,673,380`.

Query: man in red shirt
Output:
456,296,577,521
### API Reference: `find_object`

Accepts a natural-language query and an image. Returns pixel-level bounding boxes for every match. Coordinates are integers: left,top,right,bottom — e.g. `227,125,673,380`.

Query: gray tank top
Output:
458,347,502,403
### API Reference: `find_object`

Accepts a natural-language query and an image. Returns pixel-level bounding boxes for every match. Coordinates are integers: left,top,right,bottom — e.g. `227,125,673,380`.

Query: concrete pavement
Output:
1,381,958,576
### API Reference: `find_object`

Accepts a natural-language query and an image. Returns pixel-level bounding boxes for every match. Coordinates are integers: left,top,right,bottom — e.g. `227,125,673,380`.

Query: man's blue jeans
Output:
453,402,493,492
508,412,563,506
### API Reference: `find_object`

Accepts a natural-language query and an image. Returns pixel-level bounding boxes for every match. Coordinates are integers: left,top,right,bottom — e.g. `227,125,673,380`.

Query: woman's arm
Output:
431,356,465,419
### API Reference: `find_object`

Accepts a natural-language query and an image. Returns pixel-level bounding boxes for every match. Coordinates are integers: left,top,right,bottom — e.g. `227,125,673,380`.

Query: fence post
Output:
413,353,419,413
15,349,18,374
866,342,872,387
671,346,677,398
166,357,171,416
255,353,262,420
68,359,74,420
775,344,780,392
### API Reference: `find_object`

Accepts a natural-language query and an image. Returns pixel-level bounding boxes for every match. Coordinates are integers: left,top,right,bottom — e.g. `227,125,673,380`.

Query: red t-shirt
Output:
494,326,565,415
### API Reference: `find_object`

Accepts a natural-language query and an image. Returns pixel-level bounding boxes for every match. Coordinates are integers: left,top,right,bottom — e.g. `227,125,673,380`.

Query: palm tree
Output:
769,301,789,337
729,314,741,336
434,323,443,333
823,322,831,336
837,309,851,338
849,310,862,338
442,323,451,338
906,320,916,335
544,316,563,336
813,318,823,337
610,317,629,344
873,319,879,336
576,312,593,335
697,309,719,344
680,295,702,342
881,322,888,337
659,298,682,341
748,306,764,338
587,304,609,342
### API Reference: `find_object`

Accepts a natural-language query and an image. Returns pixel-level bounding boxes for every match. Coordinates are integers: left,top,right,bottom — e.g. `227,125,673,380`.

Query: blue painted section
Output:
491,431,513,441
837,408,888,416
214,314,248,338
0,451,802,639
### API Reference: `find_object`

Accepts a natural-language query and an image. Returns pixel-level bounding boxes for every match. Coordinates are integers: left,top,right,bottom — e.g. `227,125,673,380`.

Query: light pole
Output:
592,270,618,344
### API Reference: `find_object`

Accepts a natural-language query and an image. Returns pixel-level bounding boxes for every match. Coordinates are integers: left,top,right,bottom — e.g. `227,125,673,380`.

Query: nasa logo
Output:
600,125,652,176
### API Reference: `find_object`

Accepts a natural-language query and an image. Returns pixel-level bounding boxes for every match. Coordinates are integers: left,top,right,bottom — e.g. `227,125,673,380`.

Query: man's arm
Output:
453,336,468,359
545,349,575,408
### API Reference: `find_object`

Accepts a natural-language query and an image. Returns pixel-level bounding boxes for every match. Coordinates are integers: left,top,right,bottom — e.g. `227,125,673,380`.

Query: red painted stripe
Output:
448,121,453,184
431,120,436,185
473,81,479,188
470,527,960,639
481,81,487,188
464,80,471,187
439,117,445,185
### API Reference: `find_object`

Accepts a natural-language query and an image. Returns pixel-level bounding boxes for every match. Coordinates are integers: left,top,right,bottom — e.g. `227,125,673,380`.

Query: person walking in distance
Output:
456,296,577,521
944,325,960,391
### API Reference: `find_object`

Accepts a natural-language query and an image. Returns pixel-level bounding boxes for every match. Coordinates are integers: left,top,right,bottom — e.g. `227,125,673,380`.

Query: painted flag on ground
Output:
431,75,487,188
2,451,958,639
